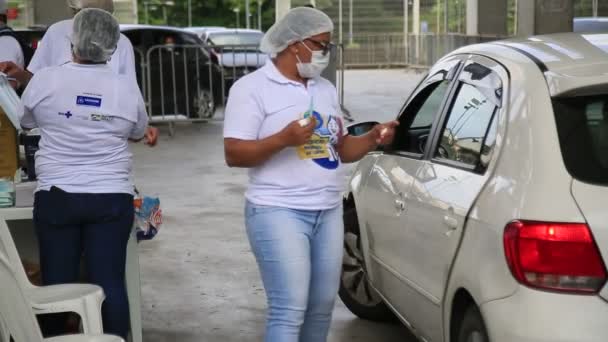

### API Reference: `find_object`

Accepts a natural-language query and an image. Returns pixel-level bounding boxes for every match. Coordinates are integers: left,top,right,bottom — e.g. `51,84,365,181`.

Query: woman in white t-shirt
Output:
19,9,151,339
223,7,398,342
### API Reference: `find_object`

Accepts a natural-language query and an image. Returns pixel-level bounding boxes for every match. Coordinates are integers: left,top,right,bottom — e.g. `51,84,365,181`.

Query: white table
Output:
0,183,143,342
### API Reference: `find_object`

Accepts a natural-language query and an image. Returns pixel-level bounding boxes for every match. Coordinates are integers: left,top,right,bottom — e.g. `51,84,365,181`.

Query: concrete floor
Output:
130,69,424,341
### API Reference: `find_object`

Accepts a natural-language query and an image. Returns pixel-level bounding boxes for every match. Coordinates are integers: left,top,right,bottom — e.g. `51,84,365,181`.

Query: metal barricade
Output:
342,33,506,68
133,43,349,134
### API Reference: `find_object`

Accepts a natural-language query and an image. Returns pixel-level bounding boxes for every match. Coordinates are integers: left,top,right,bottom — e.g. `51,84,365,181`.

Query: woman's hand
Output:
278,117,317,147
144,126,159,146
0,62,32,89
369,121,399,146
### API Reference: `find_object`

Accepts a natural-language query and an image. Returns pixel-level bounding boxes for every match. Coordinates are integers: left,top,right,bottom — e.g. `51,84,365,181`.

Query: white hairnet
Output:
260,7,333,55
0,1,7,14
67,0,114,13
71,8,119,63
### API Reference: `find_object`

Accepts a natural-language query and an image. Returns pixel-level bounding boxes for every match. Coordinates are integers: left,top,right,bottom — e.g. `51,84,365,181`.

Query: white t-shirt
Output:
223,61,346,210
20,63,148,194
0,35,24,67
27,19,136,79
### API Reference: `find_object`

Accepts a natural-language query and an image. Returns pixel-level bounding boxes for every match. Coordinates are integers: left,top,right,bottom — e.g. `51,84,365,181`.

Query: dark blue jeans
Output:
34,186,133,339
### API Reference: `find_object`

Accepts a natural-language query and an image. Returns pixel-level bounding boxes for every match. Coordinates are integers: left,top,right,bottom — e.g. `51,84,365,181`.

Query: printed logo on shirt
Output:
58,110,73,119
296,111,343,170
90,113,114,122
76,96,102,107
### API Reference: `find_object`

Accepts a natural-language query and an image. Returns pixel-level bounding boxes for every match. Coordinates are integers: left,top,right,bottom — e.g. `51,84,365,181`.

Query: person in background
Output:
0,0,24,68
0,0,158,144
19,8,152,339
223,7,398,342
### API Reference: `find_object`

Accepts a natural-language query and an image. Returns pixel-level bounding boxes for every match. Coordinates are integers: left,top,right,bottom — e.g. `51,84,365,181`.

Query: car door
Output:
396,56,508,341
359,56,463,321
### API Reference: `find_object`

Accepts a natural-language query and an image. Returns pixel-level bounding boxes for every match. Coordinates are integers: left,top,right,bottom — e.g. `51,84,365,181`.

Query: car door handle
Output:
443,215,458,229
394,198,406,212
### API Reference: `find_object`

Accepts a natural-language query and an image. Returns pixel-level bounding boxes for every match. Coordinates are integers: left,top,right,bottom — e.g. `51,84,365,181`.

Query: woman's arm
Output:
337,121,399,163
224,119,316,168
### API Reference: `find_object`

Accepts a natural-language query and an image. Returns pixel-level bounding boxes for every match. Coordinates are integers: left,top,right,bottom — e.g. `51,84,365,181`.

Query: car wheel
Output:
338,205,395,322
194,89,215,119
457,305,489,342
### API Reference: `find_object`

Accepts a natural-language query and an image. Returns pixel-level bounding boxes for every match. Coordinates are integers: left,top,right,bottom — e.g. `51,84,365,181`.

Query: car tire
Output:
457,305,489,342
338,204,395,322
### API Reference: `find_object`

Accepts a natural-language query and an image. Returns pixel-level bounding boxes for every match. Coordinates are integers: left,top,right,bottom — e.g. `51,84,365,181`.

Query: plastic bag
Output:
134,191,162,242
0,72,23,129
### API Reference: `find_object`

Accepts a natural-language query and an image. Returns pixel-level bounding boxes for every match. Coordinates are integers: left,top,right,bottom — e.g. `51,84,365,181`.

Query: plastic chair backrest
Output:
0,219,33,288
0,254,44,342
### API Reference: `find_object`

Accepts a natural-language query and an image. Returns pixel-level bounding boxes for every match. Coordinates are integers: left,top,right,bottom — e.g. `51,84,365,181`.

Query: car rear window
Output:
553,95,608,185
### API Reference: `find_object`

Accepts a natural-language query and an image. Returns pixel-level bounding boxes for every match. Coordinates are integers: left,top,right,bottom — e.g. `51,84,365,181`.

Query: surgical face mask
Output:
296,41,330,79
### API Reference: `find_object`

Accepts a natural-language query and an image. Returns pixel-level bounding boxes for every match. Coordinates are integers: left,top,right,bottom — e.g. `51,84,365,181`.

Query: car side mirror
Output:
347,121,386,152
347,121,379,137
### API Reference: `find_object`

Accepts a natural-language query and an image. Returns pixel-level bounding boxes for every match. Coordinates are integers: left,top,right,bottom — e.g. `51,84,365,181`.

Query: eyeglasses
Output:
305,39,336,56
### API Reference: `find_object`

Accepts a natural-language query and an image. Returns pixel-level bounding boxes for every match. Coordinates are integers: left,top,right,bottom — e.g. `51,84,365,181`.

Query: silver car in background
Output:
341,33,608,342
201,29,267,72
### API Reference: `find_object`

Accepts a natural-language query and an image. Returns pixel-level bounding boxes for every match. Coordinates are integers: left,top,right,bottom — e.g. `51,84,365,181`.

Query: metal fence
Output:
343,33,507,68
132,43,347,135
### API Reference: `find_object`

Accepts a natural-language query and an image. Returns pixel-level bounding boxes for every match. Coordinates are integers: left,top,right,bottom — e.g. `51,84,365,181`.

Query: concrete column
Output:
466,0,508,36
517,0,574,36
276,0,291,22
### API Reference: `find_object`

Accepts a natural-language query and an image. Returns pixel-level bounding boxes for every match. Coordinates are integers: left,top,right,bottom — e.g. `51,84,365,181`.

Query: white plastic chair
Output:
0,219,105,334
0,254,123,342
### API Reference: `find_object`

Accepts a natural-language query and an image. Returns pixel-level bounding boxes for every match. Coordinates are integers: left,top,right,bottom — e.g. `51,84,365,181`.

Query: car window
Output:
180,33,201,45
392,81,450,154
553,95,608,185
434,62,501,172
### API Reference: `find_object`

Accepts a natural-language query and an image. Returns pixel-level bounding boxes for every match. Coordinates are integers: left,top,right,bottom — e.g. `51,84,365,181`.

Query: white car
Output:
201,29,267,71
341,32,608,342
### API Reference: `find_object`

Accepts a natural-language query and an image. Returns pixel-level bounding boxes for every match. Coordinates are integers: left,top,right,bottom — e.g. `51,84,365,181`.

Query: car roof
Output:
453,32,608,97
484,33,608,75
120,24,196,35
206,29,264,35
574,17,608,22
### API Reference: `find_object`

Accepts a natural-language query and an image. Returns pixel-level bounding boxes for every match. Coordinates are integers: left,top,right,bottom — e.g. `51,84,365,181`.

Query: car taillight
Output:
504,220,607,294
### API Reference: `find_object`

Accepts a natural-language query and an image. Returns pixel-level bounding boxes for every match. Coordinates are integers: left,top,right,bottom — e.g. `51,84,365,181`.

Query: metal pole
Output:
339,0,343,45
188,0,192,26
258,0,262,30
404,0,409,64
414,0,420,63
246,0,251,29
144,2,149,24
514,0,518,35
349,0,353,45
444,0,448,33
437,0,440,33
593,0,598,17
163,6,167,25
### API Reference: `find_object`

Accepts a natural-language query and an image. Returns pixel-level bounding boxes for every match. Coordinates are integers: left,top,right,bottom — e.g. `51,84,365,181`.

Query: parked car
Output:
185,26,226,38
340,32,608,342
13,26,46,51
574,17,608,32
120,24,224,119
201,29,267,79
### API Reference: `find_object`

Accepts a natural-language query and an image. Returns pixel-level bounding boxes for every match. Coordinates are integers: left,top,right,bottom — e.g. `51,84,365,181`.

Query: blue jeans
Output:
245,201,344,342
34,186,133,339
